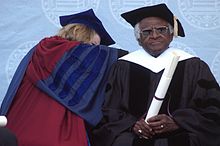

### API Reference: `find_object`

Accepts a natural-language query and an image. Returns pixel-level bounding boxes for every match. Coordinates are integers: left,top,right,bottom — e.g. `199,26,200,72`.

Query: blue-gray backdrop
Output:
1,0,220,104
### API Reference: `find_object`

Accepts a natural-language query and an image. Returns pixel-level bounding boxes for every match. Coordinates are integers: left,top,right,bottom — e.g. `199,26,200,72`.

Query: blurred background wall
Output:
1,0,220,104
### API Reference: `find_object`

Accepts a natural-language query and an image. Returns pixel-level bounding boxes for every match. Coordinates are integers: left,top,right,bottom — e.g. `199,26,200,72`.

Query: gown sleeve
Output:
91,61,137,146
172,59,220,146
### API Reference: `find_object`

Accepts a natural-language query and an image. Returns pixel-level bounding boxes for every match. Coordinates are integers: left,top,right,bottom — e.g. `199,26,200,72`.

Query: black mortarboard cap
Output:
121,3,185,37
59,9,115,45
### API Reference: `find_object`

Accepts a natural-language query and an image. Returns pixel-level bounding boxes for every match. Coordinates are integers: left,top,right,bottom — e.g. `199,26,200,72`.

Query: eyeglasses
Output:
140,26,170,37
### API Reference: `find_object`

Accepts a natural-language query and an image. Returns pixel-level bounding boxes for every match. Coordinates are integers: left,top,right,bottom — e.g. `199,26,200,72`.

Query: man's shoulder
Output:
117,49,129,58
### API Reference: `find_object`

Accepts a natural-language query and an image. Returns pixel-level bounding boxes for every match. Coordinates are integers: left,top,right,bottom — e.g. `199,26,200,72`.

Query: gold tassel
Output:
173,16,178,37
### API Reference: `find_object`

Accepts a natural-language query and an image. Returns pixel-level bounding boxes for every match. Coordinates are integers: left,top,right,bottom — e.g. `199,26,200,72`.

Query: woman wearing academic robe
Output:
0,9,127,146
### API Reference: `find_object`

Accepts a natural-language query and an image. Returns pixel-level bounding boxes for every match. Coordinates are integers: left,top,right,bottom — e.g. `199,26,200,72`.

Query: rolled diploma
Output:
145,53,180,122
0,116,7,127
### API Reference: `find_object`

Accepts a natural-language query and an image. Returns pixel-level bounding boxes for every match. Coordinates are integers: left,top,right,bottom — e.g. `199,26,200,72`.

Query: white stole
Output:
119,47,194,73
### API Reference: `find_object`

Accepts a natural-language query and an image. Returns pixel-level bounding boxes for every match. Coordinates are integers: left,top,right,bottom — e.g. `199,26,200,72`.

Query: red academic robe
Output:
6,36,88,146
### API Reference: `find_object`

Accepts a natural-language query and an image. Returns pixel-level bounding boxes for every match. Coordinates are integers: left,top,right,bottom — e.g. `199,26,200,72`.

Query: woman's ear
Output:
89,33,101,45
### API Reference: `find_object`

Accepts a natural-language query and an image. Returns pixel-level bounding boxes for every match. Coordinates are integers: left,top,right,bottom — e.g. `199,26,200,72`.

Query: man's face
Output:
138,17,173,56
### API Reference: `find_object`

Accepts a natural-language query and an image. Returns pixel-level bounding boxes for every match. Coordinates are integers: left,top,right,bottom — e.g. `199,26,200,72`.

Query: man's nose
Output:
151,29,159,38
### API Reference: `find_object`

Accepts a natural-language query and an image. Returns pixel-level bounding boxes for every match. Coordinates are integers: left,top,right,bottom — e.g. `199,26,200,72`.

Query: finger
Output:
139,123,155,138
147,114,167,122
148,120,162,127
134,120,155,138
133,124,142,135
153,123,169,134
139,119,152,129
133,120,149,136
137,119,153,133
152,124,165,131
135,120,143,127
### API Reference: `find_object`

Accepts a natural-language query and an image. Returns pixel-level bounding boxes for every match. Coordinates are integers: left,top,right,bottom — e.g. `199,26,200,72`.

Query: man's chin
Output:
144,49,165,57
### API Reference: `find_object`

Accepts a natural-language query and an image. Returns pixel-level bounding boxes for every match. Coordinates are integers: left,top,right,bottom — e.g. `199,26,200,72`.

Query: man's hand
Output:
132,114,179,139
147,114,179,134
132,118,155,139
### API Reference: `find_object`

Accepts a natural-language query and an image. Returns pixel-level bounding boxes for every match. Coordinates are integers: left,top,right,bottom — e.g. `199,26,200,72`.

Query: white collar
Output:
119,47,194,73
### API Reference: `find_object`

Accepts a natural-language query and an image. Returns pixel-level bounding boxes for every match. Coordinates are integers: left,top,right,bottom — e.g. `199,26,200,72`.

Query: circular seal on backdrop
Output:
109,0,168,29
178,0,220,29
6,41,38,83
211,51,220,85
41,0,100,27
170,41,197,56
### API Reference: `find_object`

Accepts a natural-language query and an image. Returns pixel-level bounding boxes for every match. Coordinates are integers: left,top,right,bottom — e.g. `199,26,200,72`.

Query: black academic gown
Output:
91,57,220,146
0,127,18,146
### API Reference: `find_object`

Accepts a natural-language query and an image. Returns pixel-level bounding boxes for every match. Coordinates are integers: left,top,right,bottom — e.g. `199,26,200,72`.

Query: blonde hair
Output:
57,23,98,43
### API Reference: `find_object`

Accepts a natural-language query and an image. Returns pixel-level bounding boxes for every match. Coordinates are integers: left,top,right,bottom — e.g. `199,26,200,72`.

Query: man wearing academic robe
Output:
91,4,220,146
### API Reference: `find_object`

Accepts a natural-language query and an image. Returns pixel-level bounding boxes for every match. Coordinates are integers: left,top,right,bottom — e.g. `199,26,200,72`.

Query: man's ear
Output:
137,38,142,46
